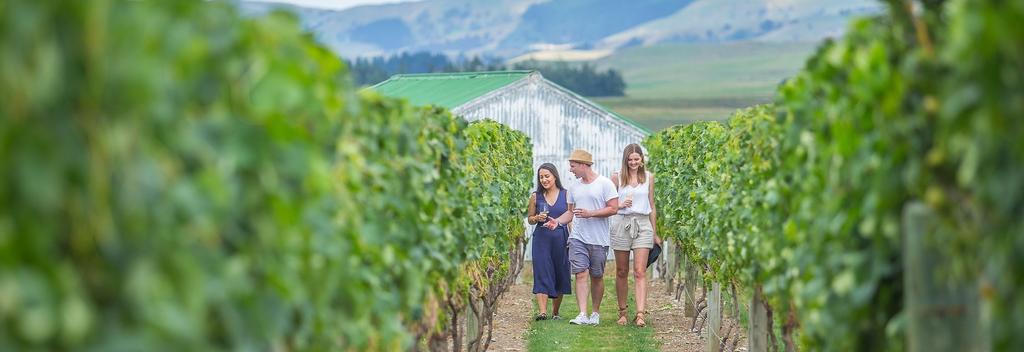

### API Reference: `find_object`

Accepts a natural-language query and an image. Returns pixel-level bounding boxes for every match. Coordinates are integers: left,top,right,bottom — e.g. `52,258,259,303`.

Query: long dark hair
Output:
535,163,564,195
620,143,647,185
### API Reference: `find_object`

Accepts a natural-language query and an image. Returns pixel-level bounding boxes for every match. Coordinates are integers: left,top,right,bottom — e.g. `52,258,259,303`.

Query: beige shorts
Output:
610,214,654,251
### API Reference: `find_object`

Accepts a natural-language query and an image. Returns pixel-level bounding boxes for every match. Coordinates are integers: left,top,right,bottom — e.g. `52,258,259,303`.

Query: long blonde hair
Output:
619,143,647,185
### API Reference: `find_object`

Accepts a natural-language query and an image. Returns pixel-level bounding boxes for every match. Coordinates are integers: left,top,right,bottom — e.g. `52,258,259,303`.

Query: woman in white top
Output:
610,143,661,327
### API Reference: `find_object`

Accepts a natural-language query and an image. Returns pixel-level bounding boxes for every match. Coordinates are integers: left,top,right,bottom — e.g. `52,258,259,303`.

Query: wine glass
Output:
540,203,549,220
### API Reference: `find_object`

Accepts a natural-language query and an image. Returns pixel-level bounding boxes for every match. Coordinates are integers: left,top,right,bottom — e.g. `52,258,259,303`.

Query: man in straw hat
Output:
565,149,619,326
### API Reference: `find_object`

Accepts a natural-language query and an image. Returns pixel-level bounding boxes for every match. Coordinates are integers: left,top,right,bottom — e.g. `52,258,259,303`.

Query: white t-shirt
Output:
567,175,618,246
617,171,653,215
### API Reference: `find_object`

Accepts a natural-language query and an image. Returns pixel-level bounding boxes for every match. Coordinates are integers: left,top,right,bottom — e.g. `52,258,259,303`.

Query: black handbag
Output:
647,243,662,268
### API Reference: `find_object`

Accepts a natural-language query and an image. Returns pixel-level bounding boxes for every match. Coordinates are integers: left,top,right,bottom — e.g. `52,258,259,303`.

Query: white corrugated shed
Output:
452,72,649,184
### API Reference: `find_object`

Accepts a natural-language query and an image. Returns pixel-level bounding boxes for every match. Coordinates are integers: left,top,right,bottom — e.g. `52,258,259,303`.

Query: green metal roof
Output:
369,71,532,109
368,70,651,134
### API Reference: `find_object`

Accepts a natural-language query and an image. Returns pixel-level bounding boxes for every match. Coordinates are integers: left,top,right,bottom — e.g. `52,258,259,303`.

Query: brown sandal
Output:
634,311,647,327
617,306,628,326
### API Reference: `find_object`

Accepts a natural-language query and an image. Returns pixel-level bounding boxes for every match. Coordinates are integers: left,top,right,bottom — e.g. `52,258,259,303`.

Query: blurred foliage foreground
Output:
647,0,1022,350
0,1,533,351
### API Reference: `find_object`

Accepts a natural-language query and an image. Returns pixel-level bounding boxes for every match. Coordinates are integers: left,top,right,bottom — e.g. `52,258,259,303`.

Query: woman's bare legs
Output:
552,296,563,317
632,248,651,326
535,293,549,317
614,250,631,325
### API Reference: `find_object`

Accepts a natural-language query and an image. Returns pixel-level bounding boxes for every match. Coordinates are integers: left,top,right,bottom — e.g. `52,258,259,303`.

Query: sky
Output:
243,0,421,11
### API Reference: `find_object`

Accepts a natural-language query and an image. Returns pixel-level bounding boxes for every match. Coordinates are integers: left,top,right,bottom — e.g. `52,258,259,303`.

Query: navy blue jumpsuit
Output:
532,189,572,297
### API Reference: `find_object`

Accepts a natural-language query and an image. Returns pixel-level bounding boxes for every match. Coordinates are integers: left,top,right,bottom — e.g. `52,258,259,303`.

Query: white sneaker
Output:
588,312,600,325
569,313,589,325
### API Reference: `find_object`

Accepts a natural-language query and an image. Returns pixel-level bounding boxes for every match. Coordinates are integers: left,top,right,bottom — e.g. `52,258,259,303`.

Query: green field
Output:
594,41,821,131
595,95,772,132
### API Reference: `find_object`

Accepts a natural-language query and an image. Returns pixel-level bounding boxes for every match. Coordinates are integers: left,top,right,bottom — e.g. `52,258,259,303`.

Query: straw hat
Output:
568,149,593,165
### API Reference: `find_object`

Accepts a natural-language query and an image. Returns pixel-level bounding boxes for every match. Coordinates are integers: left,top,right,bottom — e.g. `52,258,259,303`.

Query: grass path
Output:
525,262,661,352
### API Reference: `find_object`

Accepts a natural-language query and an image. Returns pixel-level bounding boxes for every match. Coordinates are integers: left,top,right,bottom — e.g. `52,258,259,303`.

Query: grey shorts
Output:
568,238,609,277
610,214,655,251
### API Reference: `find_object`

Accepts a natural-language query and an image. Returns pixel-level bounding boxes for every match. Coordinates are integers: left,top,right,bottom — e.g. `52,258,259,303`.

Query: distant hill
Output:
495,0,695,54
599,0,880,48
240,0,544,58
240,0,882,59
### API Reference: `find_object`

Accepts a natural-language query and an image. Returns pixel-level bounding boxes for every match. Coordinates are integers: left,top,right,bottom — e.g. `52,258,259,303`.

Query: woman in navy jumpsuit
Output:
527,163,573,320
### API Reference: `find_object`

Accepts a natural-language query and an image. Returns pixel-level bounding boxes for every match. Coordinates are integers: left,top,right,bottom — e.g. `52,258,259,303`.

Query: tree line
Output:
348,52,626,97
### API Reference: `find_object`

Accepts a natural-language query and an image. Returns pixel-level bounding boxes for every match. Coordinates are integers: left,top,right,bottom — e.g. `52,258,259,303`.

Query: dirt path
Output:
646,280,747,352
647,280,704,351
487,281,532,351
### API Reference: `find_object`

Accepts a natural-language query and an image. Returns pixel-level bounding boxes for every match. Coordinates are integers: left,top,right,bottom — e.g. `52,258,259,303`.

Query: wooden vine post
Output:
706,282,722,352
903,202,986,351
